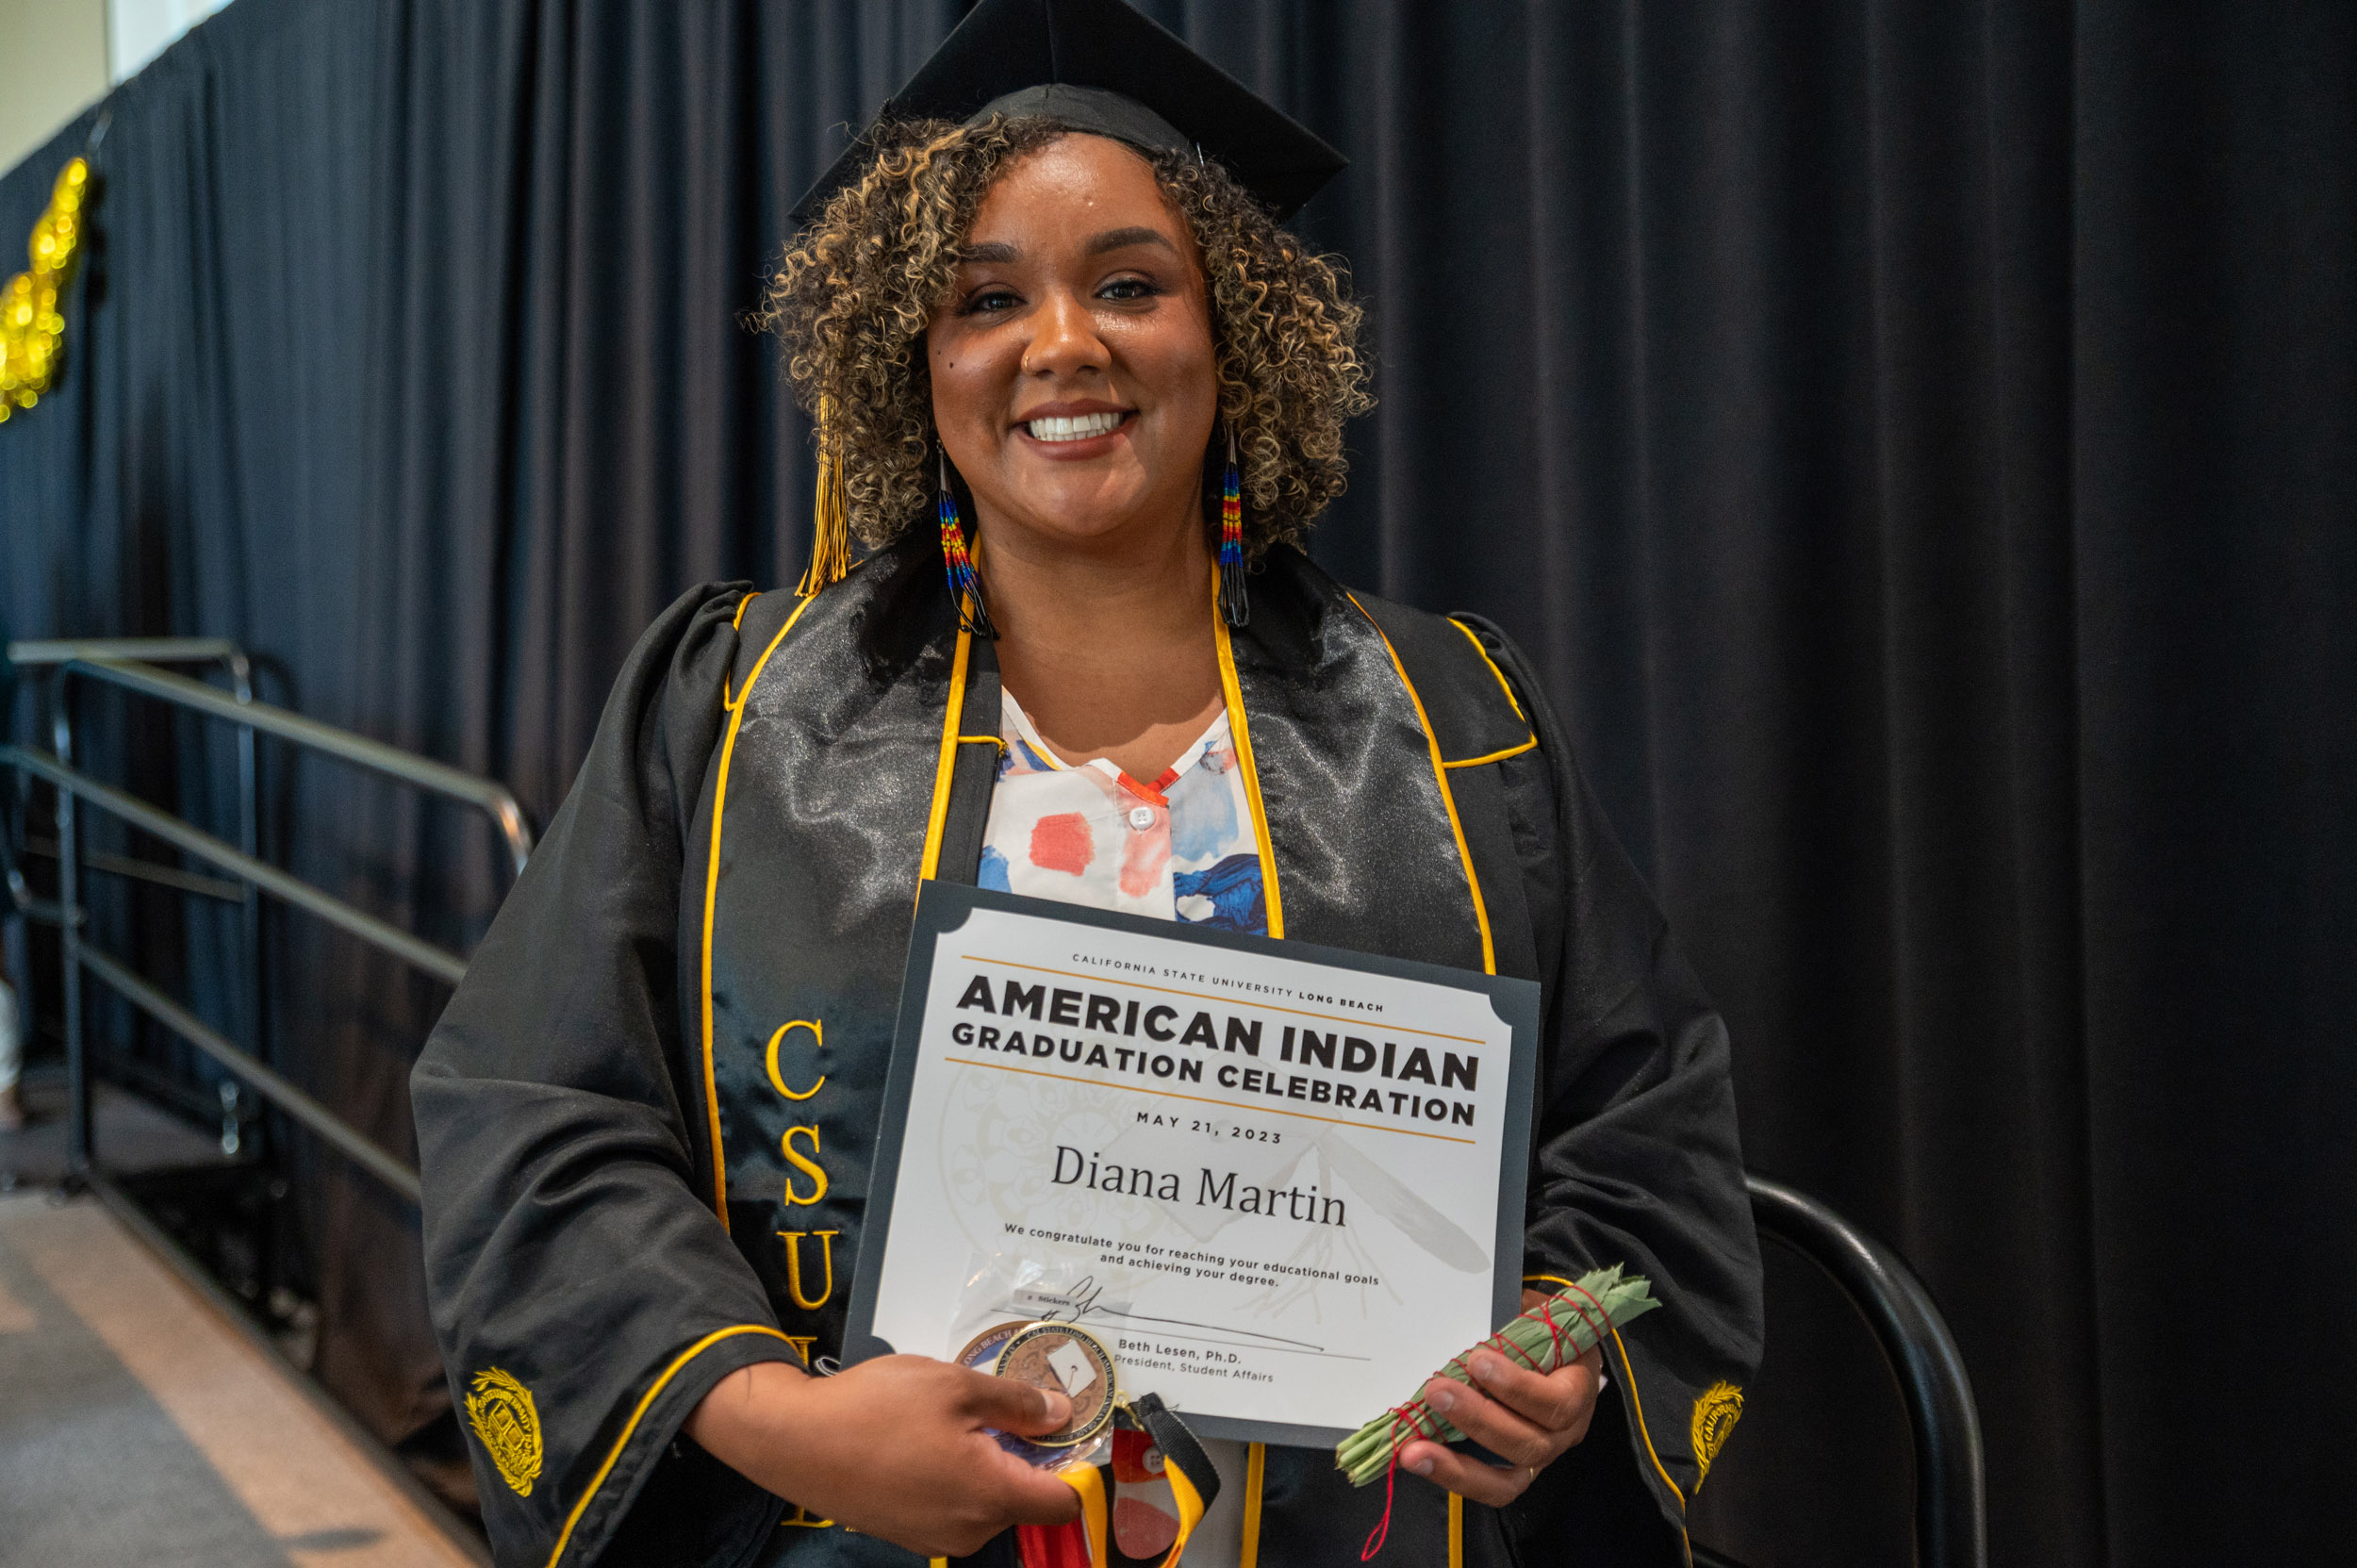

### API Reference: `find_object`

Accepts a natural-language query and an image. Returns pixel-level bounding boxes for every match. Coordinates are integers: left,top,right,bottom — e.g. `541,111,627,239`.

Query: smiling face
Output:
926,134,1219,560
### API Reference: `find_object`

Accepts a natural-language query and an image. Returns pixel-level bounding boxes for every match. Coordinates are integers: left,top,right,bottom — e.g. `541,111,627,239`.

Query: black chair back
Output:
1693,1173,1988,1568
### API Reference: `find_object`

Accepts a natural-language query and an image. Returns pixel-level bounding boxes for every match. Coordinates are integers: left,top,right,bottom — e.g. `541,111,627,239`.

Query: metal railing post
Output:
226,649,264,1126
52,667,91,1176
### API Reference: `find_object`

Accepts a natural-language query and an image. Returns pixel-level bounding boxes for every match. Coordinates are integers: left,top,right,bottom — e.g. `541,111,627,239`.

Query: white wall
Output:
0,0,108,177
108,0,232,84
0,0,234,180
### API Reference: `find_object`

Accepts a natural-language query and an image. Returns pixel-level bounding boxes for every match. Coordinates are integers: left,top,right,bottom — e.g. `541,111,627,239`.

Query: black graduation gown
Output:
413,534,1762,1568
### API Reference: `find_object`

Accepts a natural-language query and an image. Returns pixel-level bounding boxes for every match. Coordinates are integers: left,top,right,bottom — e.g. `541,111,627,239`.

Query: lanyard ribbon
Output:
1019,1395,1219,1568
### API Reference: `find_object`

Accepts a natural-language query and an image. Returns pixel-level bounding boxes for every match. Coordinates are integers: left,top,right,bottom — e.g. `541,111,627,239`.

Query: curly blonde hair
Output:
759,116,1371,558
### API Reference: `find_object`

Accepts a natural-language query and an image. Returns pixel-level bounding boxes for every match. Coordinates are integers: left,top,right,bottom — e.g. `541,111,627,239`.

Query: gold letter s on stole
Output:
775,1230,839,1310
782,1126,828,1205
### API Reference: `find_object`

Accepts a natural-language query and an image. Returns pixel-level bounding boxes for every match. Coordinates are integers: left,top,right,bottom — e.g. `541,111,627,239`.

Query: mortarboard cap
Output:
790,0,1347,224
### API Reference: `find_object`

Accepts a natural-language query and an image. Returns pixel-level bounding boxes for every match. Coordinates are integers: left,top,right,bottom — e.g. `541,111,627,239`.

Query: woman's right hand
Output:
684,1353,1085,1557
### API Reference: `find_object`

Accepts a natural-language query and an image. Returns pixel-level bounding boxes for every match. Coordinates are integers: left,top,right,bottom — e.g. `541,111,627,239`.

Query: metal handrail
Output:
59,657,533,878
8,636,249,668
2,635,523,1206
7,638,255,923
9,638,266,1172
20,834,246,900
3,741,453,1198
2,831,71,923
1737,1173,1989,1568
2,746,469,986
77,943,423,1204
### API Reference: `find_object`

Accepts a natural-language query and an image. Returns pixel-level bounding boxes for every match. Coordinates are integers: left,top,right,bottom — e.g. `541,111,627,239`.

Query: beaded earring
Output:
1219,423,1249,627
937,453,995,638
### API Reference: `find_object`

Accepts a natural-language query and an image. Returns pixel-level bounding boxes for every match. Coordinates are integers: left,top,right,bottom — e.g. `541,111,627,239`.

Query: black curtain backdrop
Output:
2,3,2349,1564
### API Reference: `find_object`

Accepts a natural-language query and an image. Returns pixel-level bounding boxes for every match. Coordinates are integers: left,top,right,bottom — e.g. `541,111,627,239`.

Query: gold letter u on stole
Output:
766,1020,825,1100
776,1230,839,1310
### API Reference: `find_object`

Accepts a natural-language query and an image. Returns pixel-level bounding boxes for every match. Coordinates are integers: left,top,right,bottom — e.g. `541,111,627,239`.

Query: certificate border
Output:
845,881,1543,1451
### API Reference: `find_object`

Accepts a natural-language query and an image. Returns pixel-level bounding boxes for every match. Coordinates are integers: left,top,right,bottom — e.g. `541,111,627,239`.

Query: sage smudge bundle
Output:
1336,1265,1660,1491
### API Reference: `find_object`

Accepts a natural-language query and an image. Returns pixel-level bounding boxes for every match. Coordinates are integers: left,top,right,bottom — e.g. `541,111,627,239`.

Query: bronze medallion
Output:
991,1322,1119,1447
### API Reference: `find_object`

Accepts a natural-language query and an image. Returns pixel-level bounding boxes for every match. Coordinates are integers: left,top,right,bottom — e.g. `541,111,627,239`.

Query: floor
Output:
1,1065,234,1191
0,1145,479,1566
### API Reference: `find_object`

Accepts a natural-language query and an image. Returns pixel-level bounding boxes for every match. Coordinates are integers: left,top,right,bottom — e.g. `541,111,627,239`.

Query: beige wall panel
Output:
0,0,108,179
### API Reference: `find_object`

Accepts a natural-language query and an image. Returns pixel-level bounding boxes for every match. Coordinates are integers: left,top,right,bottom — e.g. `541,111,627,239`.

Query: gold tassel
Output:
797,394,851,597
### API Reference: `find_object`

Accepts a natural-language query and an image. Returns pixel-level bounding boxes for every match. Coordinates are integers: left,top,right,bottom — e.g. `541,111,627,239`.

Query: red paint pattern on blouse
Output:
1028,811,1096,877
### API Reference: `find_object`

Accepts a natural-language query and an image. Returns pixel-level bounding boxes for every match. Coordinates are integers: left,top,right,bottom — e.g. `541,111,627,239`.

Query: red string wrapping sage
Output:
1336,1264,1661,1560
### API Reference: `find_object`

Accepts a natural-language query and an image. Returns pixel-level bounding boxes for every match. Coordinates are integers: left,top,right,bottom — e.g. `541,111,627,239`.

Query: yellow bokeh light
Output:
1,157,92,415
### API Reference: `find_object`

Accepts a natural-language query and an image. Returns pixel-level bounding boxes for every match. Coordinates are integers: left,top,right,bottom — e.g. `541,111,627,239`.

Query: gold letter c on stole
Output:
776,1230,839,1310
766,1020,825,1100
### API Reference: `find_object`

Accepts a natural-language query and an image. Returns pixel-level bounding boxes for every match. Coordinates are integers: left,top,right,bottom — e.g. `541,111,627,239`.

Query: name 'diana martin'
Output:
1049,1146,1348,1228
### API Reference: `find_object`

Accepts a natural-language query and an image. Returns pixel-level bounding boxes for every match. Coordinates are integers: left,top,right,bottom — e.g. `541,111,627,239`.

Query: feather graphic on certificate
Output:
1307,1131,1487,1273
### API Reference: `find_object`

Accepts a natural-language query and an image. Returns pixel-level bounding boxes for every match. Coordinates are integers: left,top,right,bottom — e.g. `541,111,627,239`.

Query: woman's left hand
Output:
1394,1289,1607,1506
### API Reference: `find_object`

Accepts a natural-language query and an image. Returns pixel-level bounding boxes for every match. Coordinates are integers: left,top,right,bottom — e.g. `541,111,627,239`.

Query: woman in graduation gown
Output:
413,3,1761,1565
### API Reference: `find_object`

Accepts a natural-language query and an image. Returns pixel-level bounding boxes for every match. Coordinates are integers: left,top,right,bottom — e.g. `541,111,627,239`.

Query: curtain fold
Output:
2,2,2348,1562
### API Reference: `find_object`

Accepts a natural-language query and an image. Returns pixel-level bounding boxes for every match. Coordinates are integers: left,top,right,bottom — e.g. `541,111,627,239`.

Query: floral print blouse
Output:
978,690,1268,937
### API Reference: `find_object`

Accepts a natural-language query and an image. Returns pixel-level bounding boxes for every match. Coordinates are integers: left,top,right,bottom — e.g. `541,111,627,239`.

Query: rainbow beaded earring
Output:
938,453,995,637
1219,424,1248,627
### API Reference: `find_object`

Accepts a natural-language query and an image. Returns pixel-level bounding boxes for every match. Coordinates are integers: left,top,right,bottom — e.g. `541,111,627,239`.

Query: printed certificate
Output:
845,883,1541,1448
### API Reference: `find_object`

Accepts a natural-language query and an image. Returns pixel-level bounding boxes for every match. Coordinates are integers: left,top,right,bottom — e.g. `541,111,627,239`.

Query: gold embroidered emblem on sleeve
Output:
1690,1380,1744,1486
465,1367,544,1496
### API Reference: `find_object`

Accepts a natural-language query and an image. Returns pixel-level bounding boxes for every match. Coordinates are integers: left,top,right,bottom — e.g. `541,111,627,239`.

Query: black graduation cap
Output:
790,0,1347,224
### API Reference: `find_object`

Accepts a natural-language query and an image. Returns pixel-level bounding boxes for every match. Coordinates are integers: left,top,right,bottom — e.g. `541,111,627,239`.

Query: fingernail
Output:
1427,1385,1456,1414
1409,1455,1434,1477
1471,1355,1501,1384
